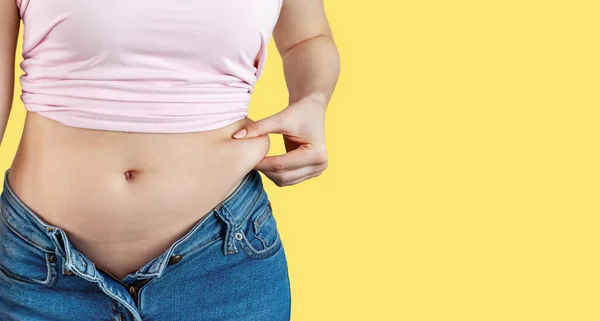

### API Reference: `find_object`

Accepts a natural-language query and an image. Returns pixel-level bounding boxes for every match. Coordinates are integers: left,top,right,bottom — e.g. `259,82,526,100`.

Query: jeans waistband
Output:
0,167,268,283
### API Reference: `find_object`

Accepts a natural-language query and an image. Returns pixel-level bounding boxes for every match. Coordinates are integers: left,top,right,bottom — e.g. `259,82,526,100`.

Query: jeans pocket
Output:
236,200,282,260
0,211,55,285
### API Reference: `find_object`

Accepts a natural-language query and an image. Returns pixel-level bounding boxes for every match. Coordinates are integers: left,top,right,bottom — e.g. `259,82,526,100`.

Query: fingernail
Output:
233,128,247,138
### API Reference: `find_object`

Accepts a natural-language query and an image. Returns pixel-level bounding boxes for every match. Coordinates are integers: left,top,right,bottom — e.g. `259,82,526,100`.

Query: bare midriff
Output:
7,111,271,280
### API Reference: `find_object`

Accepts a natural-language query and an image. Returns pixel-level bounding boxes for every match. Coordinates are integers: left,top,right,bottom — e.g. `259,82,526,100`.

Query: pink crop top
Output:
15,0,283,133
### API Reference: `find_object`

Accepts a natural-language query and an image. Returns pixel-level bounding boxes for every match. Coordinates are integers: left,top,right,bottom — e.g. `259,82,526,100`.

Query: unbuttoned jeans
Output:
0,168,291,321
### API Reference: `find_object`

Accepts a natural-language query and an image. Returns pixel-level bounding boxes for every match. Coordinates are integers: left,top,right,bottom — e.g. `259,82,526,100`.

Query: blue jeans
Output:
0,168,291,321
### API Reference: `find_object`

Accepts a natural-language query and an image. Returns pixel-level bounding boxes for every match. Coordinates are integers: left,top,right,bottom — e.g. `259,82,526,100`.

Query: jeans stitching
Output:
141,236,227,289
218,170,256,211
253,202,271,232
233,191,264,230
0,206,52,253
0,255,54,285
177,236,225,259
238,230,282,259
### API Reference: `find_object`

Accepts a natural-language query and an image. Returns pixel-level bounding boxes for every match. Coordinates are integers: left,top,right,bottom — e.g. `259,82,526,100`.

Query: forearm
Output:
281,34,340,108
0,60,15,147
0,71,15,149
0,104,10,146
0,1,20,147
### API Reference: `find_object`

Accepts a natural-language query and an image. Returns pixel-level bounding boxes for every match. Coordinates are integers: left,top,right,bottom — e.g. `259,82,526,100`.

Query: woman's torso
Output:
9,0,282,280
8,111,270,279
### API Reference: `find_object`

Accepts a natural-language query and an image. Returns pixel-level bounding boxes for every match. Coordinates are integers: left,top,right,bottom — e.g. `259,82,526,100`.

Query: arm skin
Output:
232,0,341,187
0,0,20,146
273,0,341,108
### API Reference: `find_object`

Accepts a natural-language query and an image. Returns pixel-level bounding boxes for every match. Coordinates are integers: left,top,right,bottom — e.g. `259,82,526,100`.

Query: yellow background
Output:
2,1,600,320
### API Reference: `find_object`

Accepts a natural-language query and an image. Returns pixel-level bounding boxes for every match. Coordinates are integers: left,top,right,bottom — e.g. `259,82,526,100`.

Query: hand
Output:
232,94,329,187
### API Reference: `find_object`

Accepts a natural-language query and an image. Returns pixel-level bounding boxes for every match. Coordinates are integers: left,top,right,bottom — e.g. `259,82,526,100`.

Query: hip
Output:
0,164,290,321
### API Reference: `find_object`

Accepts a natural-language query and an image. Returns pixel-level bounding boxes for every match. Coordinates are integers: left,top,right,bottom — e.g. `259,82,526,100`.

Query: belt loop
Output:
214,205,238,255
47,227,66,258
47,227,73,272
47,226,97,280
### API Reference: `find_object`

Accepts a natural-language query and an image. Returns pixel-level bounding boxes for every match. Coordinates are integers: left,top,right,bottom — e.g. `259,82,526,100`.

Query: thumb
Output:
232,113,284,139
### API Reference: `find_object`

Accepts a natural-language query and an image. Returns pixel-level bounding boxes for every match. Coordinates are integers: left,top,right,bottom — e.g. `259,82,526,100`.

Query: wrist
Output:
299,91,329,109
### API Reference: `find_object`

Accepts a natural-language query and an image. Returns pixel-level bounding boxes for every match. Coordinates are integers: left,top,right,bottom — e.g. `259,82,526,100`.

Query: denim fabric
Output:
0,168,291,321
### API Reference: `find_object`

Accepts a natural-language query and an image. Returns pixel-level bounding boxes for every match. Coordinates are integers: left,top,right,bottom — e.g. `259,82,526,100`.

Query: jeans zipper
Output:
95,264,152,303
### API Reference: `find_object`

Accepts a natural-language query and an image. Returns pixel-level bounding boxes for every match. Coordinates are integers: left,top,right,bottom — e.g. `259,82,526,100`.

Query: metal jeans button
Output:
168,255,183,265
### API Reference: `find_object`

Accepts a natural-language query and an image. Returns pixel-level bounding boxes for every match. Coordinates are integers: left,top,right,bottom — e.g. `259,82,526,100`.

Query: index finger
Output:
253,147,314,172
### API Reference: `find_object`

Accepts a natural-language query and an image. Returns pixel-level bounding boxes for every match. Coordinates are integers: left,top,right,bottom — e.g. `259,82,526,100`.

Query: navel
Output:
123,169,137,181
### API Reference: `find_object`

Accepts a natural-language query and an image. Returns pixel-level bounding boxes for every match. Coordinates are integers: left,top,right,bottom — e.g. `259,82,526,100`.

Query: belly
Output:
8,111,270,279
